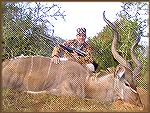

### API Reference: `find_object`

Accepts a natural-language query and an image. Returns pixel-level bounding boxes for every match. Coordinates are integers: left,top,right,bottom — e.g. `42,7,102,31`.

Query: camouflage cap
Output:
76,27,86,36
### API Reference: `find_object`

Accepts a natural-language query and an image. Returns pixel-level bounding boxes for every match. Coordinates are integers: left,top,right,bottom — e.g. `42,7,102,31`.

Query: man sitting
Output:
51,27,96,72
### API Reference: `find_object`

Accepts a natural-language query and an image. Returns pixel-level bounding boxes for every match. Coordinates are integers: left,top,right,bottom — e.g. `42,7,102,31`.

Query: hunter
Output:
51,27,97,72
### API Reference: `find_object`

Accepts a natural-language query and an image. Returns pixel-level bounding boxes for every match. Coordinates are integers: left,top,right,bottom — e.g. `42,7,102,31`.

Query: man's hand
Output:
51,56,60,64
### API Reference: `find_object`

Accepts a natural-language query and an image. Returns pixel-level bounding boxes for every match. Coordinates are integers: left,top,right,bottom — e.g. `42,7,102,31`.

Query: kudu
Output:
2,11,143,107
85,11,143,107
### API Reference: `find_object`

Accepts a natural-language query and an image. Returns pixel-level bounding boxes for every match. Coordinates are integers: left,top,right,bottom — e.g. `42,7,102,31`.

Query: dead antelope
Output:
2,11,143,107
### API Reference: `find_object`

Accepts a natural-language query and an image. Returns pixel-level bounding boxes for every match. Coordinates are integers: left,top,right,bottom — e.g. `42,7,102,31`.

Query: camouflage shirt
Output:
51,39,94,65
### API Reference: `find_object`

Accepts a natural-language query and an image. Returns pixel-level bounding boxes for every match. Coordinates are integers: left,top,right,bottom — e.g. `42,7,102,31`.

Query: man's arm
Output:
51,40,72,58
51,39,75,63
51,46,61,58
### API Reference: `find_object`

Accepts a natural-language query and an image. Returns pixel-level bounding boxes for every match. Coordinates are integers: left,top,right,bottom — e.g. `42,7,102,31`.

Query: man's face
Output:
76,33,86,43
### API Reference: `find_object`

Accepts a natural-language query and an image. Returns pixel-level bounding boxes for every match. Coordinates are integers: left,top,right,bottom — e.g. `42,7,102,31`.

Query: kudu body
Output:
2,11,143,107
2,56,89,98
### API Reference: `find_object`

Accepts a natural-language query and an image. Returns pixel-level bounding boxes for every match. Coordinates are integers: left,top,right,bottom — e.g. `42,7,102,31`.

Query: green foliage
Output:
2,3,65,61
89,18,146,73
118,2,149,38
3,15,53,59
115,18,139,63
115,2,149,81
89,27,118,71
89,2,148,80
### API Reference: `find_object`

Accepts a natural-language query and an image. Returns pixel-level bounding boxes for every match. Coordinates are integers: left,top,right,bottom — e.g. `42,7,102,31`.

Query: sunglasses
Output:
77,28,86,33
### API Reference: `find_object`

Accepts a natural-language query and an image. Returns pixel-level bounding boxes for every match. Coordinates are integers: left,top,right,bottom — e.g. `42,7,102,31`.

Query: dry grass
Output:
137,87,149,112
2,88,146,112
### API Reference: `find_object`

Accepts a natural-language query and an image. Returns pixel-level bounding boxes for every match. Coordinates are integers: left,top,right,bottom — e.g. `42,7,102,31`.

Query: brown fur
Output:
137,87,149,111
85,67,143,107
112,87,149,111
2,56,89,98
2,55,144,108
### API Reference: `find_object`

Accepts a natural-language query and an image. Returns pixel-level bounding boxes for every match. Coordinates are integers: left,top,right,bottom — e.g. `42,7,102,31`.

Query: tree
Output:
89,18,139,71
117,2,149,39
117,2,149,77
2,2,66,60
89,2,148,79
88,26,117,71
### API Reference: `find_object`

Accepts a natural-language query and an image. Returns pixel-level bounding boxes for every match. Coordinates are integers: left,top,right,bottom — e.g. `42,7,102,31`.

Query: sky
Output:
53,2,122,40
27,2,148,44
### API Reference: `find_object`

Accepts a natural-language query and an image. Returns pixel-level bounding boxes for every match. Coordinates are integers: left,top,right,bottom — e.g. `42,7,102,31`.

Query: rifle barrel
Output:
59,44,87,57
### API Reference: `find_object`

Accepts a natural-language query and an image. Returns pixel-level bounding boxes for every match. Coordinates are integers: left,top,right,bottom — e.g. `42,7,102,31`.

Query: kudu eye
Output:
124,81,138,93
125,82,130,87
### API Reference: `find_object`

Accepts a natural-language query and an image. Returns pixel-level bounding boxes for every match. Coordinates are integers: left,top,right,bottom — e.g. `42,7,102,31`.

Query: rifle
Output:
59,44,87,57
34,33,87,57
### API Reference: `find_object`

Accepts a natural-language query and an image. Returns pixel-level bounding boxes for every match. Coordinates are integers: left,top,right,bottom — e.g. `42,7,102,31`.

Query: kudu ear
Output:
115,65,126,79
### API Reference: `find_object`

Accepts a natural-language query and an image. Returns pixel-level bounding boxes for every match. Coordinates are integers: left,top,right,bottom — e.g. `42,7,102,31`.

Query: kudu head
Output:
103,11,143,107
